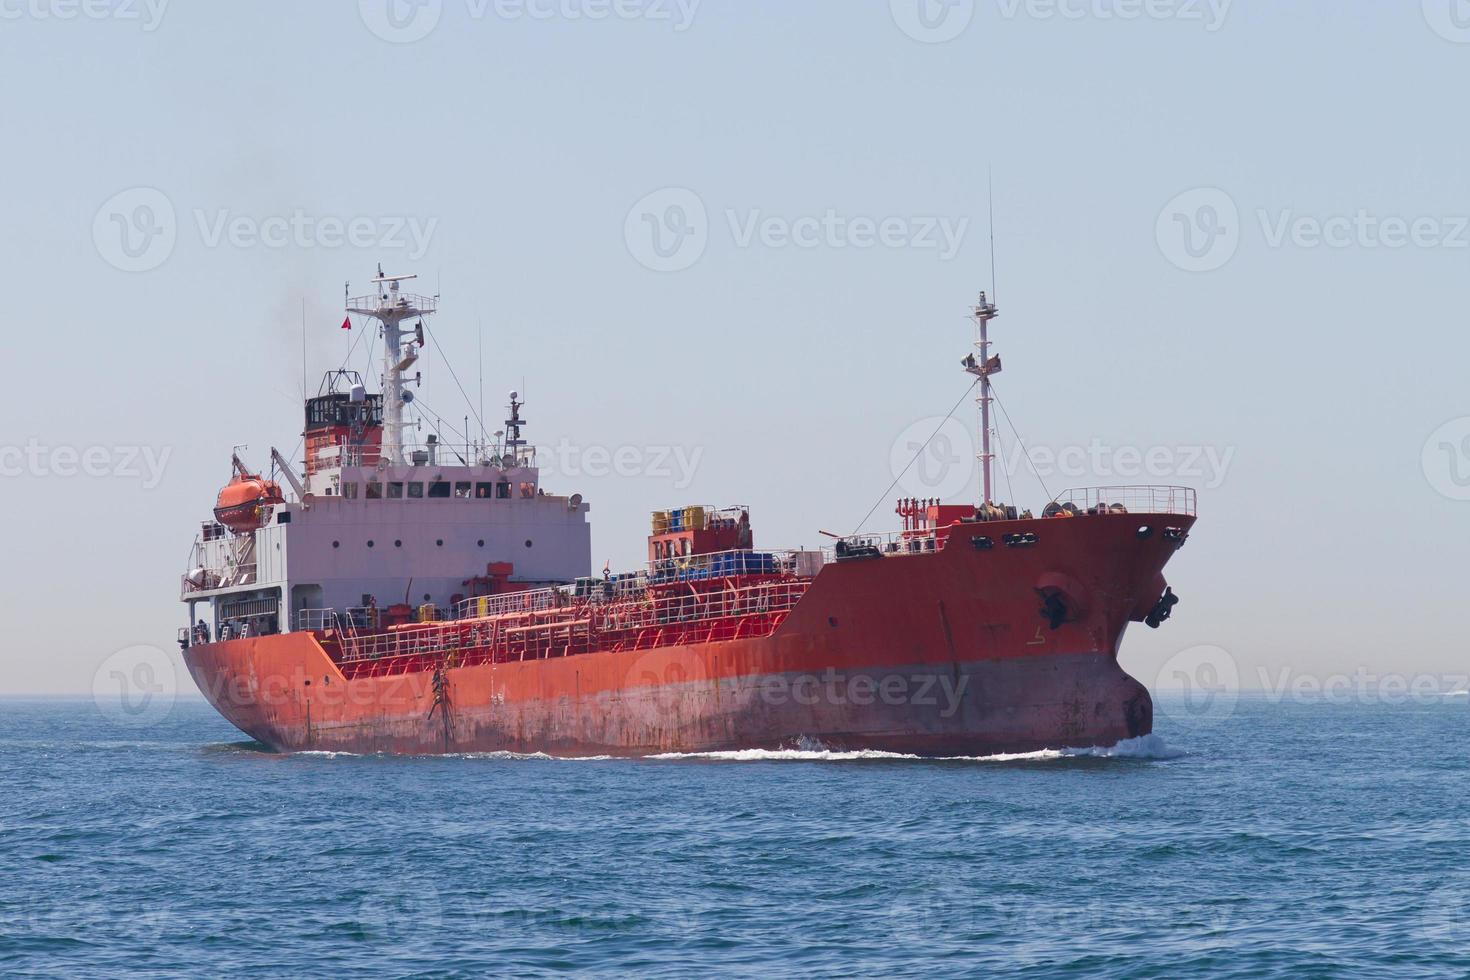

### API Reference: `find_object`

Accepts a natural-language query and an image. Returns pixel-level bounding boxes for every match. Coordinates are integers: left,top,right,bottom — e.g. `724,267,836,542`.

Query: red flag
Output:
340,316,352,330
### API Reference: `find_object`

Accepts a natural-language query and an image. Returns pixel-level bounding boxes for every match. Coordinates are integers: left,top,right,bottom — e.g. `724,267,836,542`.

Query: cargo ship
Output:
178,270,1195,756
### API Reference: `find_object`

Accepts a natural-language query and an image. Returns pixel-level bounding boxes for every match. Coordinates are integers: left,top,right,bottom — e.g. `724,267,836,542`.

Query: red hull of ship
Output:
182,513,1190,757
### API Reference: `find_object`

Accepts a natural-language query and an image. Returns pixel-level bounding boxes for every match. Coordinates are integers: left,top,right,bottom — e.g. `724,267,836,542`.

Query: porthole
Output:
524,539,533,548
436,539,444,547
367,540,375,548
332,541,340,549
477,540,485,548
395,540,403,548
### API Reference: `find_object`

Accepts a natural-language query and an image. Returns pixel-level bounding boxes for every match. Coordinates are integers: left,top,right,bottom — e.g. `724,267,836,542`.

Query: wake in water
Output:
284,734,1185,764
648,733,1185,763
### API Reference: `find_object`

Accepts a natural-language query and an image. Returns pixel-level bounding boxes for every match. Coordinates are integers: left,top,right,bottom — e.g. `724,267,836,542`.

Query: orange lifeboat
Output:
213,454,284,535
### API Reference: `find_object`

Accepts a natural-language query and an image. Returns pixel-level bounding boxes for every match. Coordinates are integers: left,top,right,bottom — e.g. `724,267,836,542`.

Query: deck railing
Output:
1051,486,1197,517
337,578,811,665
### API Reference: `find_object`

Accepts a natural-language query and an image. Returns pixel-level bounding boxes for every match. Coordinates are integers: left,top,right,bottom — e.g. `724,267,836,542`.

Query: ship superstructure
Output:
182,271,589,640
179,271,1195,757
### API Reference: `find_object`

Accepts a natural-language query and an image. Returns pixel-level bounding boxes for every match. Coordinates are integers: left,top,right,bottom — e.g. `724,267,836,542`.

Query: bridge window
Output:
429,481,451,499
455,482,473,499
387,482,404,499
496,482,511,499
475,482,494,499
366,481,383,499
341,483,359,500
407,482,424,499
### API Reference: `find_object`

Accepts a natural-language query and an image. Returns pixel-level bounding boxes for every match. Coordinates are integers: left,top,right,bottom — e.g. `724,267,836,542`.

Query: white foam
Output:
649,733,1185,763
289,735,1185,763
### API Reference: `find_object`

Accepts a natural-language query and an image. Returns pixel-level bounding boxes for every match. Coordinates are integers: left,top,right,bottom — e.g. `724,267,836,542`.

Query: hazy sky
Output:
3,1,1468,697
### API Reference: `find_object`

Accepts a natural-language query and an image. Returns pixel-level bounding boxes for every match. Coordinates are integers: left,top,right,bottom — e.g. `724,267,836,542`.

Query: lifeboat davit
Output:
213,468,284,536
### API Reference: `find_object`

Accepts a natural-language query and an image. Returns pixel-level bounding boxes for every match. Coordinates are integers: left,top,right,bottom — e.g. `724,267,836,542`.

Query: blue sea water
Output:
3,694,1470,978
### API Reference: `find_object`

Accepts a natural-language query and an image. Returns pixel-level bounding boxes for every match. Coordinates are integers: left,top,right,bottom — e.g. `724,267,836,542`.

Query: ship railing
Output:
450,550,828,623
829,531,944,560
1051,486,1197,517
180,562,257,595
454,585,575,621
645,548,827,583
338,578,812,664
298,608,346,632
318,444,538,471
346,292,438,316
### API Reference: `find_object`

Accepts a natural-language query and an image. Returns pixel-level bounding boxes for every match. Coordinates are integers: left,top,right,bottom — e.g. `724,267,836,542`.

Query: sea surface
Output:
3,693,1469,978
